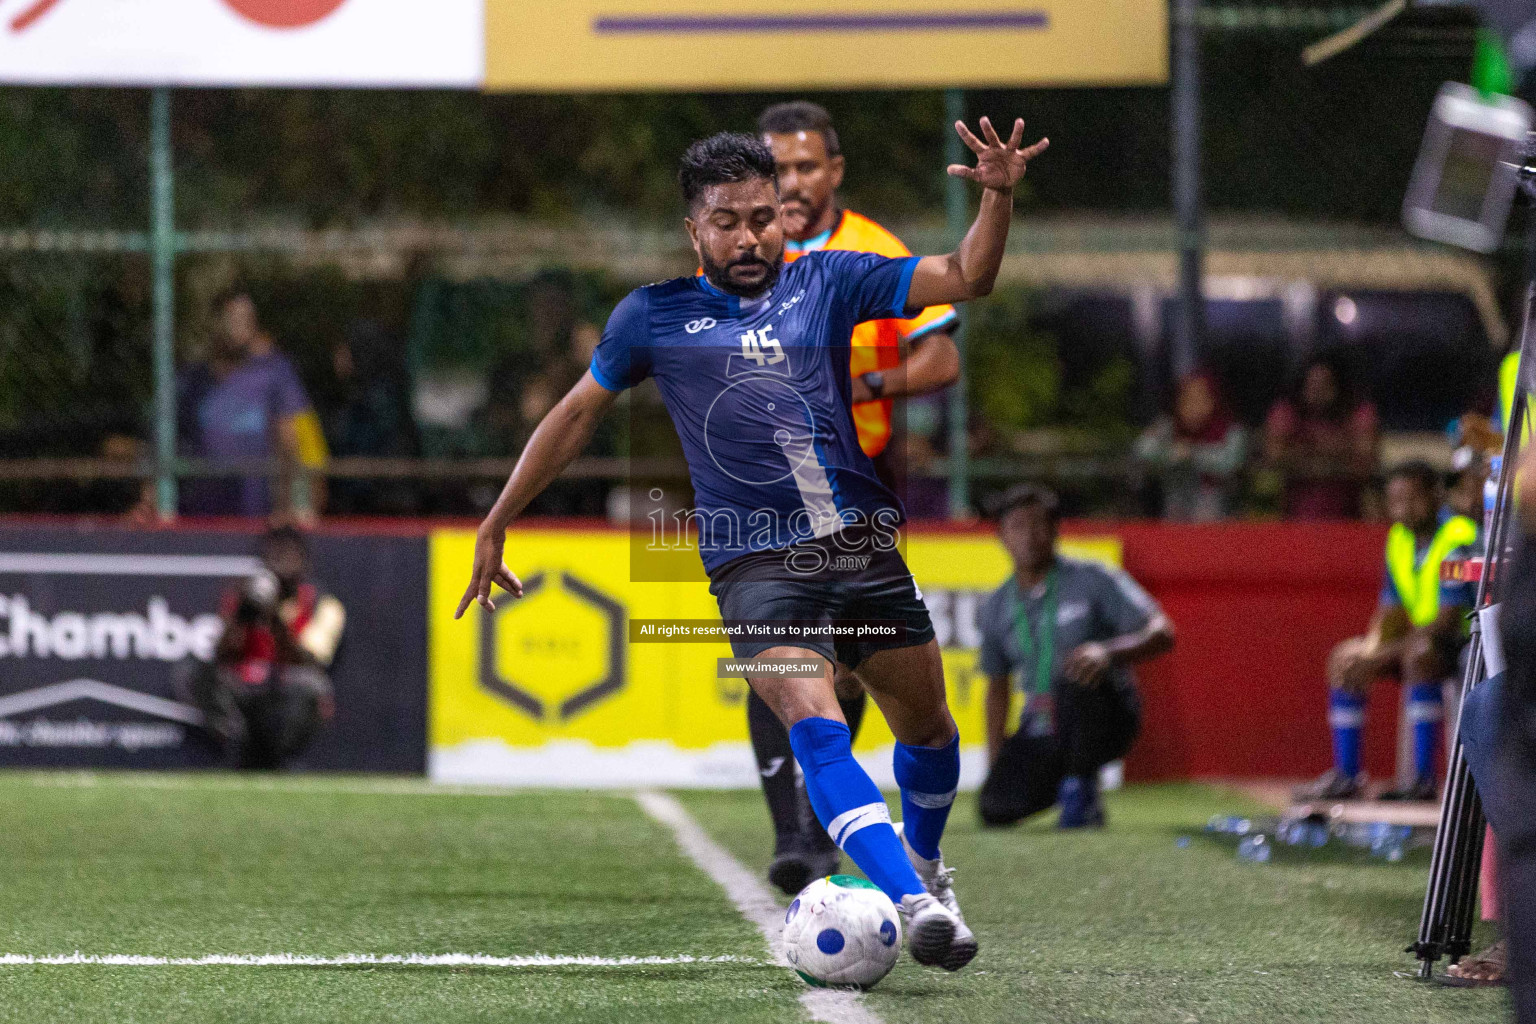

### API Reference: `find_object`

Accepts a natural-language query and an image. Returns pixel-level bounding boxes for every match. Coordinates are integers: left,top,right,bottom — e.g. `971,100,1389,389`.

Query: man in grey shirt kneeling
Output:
977,484,1175,828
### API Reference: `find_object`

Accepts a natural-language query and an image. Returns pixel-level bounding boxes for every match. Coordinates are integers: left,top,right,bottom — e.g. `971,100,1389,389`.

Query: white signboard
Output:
0,0,484,87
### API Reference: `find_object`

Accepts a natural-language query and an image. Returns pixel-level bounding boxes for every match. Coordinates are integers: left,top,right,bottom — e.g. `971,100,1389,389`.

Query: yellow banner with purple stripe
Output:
0,0,1164,90
485,0,1168,91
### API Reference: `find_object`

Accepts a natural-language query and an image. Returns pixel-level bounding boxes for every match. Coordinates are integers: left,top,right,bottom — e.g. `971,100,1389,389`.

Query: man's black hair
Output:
1292,350,1355,423
678,132,778,212
261,524,308,556
991,483,1061,526
215,282,259,322
757,101,841,158
214,284,256,312
1387,459,1439,495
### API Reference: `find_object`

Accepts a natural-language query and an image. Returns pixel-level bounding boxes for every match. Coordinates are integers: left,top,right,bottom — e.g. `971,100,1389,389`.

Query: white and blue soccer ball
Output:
782,875,902,990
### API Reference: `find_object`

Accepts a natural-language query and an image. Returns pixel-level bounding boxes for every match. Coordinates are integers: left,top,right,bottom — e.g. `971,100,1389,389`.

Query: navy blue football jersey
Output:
589,249,919,573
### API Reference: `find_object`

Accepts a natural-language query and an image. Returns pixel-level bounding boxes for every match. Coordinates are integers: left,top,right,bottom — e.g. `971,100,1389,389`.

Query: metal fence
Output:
0,6,1512,523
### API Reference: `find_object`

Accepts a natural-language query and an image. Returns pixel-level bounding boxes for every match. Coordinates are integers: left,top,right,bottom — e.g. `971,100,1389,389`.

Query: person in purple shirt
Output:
175,290,328,519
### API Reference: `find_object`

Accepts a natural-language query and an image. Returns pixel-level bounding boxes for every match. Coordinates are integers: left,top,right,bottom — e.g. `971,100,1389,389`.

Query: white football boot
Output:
895,822,979,971
897,891,959,968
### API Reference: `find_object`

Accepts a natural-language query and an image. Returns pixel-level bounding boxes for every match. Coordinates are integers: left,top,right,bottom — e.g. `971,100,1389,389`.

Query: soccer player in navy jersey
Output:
457,119,1048,972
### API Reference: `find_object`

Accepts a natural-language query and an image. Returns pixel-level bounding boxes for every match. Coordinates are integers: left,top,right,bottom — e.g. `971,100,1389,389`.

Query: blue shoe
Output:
1057,775,1105,829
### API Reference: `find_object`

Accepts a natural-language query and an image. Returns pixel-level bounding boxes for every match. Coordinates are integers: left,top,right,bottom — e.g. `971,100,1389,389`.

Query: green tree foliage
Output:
0,89,952,228
0,256,148,442
966,288,1061,434
966,287,1137,444
0,14,1484,232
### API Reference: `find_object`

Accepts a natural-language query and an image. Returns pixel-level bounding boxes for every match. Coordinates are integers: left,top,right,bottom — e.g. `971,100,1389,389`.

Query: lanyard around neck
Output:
1013,567,1059,696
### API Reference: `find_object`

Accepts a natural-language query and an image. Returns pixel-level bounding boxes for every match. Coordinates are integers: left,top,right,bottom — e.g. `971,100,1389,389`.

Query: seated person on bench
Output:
1294,461,1476,803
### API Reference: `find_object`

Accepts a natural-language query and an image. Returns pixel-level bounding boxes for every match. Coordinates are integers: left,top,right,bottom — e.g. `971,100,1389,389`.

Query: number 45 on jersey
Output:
734,325,786,373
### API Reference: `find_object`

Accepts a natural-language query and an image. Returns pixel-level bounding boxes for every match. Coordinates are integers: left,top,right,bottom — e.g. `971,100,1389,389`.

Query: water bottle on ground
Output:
1206,815,1250,835
1370,824,1412,861
1335,821,1379,848
1237,834,1272,863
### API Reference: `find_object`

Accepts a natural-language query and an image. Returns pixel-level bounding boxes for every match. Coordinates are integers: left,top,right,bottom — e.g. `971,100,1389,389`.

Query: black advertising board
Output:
0,525,428,772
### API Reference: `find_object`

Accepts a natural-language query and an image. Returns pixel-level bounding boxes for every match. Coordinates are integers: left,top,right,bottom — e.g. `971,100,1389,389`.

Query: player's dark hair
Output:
1291,351,1356,423
757,101,841,158
1387,459,1439,495
991,483,1061,527
261,524,308,558
678,132,778,211
214,284,258,318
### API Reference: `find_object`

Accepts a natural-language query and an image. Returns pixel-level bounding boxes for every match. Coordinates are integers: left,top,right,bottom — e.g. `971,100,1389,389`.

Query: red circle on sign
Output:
221,0,348,28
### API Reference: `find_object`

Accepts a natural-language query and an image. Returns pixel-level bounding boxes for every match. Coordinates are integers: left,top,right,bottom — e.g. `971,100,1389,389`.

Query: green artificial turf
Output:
0,773,1509,1024
0,773,796,1024
682,783,1509,1024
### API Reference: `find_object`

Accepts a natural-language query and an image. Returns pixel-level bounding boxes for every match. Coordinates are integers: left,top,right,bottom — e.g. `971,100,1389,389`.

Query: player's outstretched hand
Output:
947,116,1048,192
455,525,524,619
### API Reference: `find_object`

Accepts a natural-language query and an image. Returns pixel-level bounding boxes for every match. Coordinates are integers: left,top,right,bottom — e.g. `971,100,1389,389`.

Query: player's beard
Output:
701,249,783,299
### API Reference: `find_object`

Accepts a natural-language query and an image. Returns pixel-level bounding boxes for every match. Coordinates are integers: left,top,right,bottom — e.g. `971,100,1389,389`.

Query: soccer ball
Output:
782,875,902,989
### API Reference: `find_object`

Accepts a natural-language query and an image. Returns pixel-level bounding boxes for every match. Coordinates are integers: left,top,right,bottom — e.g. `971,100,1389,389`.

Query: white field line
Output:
634,790,885,1024
0,953,756,968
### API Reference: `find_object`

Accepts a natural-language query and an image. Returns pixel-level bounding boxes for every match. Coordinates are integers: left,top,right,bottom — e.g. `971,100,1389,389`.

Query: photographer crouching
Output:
179,527,346,769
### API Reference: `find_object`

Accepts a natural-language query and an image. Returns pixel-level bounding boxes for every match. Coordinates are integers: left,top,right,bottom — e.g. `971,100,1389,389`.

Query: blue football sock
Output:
1407,683,1444,780
892,735,960,862
1057,775,1100,827
1328,689,1365,779
789,717,925,903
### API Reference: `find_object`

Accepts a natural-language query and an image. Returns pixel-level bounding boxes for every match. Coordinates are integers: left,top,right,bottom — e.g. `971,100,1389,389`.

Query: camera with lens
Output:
234,568,281,625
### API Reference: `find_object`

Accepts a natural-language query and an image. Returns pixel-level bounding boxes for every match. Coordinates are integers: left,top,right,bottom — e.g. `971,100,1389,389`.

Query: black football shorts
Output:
707,526,936,671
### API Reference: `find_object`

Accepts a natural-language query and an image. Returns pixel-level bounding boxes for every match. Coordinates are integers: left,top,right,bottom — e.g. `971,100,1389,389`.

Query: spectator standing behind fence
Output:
483,274,595,457
177,527,345,770
325,321,418,515
480,276,609,516
171,289,329,521
1262,355,1378,519
1134,370,1246,521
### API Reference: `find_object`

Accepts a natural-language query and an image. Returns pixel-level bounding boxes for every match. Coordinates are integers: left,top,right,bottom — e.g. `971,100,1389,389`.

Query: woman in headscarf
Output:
1263,354,1379,520
1135,370,1247,521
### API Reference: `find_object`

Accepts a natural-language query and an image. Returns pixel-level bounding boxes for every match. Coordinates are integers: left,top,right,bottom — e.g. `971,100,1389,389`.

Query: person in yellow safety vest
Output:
1293,461,1479,803
1438,358,1523,987
1500,349,1531,445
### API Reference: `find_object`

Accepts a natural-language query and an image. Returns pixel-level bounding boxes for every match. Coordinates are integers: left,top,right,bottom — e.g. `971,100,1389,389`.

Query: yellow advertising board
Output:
486,0,1168,92
429,527,1119,787
0,0,1165,90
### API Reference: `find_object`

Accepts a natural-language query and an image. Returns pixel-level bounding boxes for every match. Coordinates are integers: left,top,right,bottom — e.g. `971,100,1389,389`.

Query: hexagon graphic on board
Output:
478,572,626,722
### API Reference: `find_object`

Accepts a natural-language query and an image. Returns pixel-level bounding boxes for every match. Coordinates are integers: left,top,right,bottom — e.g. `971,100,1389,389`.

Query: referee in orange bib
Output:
749,100,962,894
